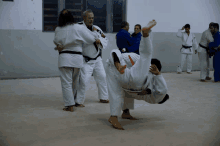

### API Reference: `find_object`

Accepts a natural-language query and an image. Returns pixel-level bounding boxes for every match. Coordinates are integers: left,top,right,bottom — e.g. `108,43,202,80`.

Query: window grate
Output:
2,0,14,2
42,0,127,33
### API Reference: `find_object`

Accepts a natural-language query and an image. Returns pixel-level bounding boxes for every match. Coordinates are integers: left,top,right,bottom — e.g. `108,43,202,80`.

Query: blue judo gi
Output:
209,31,220,81
131,32,142,55
116,29,141,54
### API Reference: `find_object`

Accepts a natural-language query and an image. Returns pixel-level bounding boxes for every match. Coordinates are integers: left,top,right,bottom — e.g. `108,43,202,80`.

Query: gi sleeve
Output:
151,74,168,98
53,28,62,46
99,36,109,50
176,29,183,38
192,34,199,51
77,25,97,45
209,33,220,47
124,32,135,47
127,33,142,52
93,25,109,49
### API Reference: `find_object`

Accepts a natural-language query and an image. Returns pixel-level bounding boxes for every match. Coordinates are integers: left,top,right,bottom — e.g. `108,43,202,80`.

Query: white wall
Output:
127,0,220,33
0,0,42,30
0,0,219,32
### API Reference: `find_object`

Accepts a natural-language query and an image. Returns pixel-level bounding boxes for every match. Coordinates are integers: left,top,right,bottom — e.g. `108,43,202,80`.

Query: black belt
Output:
199,43,215,56
182,45,192,49
199,43,208,50
83,52,101,62
59,51,82,55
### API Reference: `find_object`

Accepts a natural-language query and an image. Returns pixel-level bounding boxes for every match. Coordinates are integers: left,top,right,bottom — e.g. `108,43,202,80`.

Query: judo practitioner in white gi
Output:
73,10,109,107
177,24,199,74
106,20,169,130
197,22,215,82
53,9,100,112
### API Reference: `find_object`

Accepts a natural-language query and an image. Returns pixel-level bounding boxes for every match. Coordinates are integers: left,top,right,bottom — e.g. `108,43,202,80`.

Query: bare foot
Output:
121,113,138,120
205,77,212,80
108,116,124,130
142,19,157,34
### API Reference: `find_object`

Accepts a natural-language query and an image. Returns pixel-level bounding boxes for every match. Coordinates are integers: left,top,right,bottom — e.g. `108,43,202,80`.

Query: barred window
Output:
43,0,58,32
42,0,127,33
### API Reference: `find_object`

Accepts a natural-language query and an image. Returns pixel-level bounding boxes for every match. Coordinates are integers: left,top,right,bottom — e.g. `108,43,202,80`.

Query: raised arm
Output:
177,26,185,38
77,24,98,45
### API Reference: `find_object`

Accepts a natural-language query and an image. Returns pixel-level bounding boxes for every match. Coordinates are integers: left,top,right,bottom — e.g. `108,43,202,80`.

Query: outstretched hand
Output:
101,33,106,38
55,45,64,52
93,27,97,31
149,64,160,75
115,62,127,74
95,39,101,44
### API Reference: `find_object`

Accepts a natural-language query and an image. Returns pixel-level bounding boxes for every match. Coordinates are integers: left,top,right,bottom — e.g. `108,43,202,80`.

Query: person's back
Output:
200,29,214,47
54,23,98,68
54,24,97,52
116,29,133,50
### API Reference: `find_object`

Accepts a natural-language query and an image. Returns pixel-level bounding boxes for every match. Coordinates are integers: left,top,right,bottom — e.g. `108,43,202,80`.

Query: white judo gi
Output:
176,29,198,73
106,34,168,116
198,29,214,80
53,23,98,107
75,21,109,104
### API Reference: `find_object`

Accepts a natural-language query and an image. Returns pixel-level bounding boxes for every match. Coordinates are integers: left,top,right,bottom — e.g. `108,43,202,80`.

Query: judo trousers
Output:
177,53,192,73
59,67,80,107
106,66,134,116
76,59,108,104
213,51,220,81
198,47,210,80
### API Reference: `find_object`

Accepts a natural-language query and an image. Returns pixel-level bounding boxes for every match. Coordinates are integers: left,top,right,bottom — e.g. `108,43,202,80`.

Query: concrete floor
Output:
0,71,220,146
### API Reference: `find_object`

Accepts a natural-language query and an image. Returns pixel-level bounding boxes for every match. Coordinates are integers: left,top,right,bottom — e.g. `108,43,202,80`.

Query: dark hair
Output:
135,24,141,29
151,58,162,71
121,21,128,28
185,24,190,28
213,23,219,30
58,9,74,27
209,22,214,26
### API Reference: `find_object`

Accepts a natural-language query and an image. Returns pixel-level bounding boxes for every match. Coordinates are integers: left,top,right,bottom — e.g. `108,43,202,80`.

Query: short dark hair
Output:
121,21,128,28
185,24,190,28
209,22,214,26
58,9,75,27
135,24,141,29
151,58,162,71
213,23,219,30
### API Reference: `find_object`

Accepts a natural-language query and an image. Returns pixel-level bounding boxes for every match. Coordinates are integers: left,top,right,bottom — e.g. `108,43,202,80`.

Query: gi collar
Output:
82,21,93,30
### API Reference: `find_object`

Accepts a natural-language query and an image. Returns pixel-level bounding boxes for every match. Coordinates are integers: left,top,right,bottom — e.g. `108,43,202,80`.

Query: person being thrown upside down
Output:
105,20,169,130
